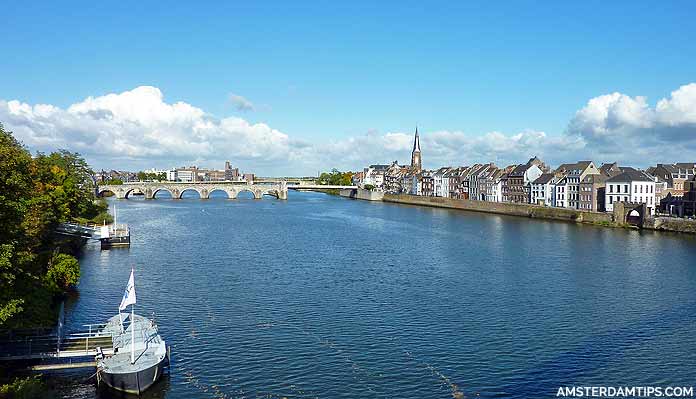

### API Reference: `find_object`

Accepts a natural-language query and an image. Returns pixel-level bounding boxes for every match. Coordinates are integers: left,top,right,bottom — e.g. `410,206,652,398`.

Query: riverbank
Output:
383,193,610,223
381,194,696,234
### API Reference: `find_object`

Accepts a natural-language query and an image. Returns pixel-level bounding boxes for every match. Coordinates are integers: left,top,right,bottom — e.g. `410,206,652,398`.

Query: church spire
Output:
411,127,422,171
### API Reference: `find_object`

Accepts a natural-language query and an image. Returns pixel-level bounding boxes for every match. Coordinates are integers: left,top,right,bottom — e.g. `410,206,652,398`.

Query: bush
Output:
0,376,52,399
43,254,80,293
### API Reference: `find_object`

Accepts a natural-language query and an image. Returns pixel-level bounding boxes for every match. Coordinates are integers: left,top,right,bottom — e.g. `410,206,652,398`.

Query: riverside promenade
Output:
354,192,696,234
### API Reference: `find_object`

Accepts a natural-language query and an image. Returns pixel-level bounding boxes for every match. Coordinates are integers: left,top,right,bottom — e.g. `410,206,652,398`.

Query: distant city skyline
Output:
1,2,695,175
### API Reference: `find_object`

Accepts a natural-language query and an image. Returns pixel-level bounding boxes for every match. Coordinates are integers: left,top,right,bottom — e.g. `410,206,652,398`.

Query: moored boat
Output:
97,269,169,394
97,314,168,394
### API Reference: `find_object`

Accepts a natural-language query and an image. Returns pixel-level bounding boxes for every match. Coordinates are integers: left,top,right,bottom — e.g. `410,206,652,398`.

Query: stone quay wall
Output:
339,189,385,201
382,194,613,225
382,194,696,234
643,217,696,234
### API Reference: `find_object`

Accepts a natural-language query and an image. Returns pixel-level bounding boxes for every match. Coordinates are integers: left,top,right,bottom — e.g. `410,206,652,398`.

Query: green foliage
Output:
364,184,375,191
74,199,113,225
44,254,80,293
0,123,98,327
137,171,167,181
0,299,24,326
317,169,353,186
109,178,123,185
0,128,33,244
0,376,53,399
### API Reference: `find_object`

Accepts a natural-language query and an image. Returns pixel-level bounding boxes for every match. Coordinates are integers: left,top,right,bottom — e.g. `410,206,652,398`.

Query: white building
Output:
553,176,569,208
605,168,656,215
483,168,505,203
176,169,195,182
433,167,451,197
362,164,389,189
144,168,168,175
531,173,556,206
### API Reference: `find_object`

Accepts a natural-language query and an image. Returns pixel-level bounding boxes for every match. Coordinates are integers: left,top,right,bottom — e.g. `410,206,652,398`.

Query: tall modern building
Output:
411,127,422,172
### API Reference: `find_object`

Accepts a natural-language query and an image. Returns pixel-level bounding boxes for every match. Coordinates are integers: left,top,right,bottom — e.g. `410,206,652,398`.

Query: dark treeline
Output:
0,124,109,330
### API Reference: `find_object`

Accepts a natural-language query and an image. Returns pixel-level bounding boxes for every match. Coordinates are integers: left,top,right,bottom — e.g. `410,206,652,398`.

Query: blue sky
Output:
1,1,696,174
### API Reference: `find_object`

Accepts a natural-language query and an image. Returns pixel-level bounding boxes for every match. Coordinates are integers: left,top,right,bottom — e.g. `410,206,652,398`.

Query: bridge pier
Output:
278,181,288,200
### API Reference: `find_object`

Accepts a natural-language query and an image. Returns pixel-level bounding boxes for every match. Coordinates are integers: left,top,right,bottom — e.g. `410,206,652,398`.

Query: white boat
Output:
96,314,168,394
97,269,169,394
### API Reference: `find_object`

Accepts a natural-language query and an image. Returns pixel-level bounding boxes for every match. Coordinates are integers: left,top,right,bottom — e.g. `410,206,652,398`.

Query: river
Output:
57,190,696,398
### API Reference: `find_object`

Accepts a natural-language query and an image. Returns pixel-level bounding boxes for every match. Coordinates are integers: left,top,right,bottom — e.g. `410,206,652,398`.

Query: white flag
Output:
119,269,136,311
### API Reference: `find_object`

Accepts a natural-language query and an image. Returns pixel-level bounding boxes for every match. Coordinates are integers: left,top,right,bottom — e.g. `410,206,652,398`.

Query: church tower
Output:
410,127,422,172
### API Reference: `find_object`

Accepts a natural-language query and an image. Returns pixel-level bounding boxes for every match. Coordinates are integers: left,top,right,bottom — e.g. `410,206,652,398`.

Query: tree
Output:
0,124,33,243
137,171,167,182
317,169,354,186
44,254,80,293
0,124,33,323
0,123,99,327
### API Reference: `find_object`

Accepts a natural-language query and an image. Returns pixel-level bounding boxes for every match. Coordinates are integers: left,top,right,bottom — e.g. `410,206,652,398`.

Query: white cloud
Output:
656,83,696,126
568,93,653,138
1,86,292,172
1,83,696,175
566,83,696,163
229,93,255,112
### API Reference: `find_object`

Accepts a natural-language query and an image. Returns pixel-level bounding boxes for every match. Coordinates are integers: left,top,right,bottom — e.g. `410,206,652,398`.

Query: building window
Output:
609,185,613,193
624,185,629,193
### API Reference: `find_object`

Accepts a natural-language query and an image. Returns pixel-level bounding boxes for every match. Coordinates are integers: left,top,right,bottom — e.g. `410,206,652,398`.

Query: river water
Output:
57,191,696,398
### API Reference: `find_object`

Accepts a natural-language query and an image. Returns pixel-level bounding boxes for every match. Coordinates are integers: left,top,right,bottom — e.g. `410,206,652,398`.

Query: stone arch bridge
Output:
98,182,288,200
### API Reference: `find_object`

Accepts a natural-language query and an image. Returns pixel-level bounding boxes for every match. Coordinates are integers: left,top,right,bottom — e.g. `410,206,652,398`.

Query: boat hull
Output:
98,356,166,394
100,235,130,249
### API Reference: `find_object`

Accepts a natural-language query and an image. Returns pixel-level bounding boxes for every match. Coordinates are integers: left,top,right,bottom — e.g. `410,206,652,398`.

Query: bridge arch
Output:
98,186,140,199
208,188,231,199
261,188,281,199
97,188,118,198
152,187,175,199
178,188,202,199
235,188,262,199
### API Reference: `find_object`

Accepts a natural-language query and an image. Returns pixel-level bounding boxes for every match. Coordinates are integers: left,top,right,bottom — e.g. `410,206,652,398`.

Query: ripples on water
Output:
51,191,696,398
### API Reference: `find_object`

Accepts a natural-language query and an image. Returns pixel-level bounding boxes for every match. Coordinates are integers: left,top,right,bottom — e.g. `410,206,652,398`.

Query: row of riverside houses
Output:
353,128,696,217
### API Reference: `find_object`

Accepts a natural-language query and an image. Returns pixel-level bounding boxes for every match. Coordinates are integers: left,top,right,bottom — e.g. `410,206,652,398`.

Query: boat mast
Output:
131,267,135,365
